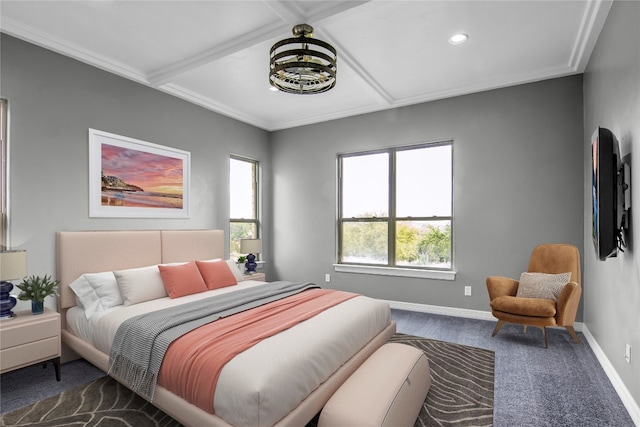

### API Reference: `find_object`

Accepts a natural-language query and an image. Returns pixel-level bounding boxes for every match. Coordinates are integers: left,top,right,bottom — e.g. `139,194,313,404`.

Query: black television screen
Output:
591,127,622,260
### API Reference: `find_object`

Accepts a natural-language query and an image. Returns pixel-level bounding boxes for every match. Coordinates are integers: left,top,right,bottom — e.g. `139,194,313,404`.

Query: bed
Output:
57,229,395,427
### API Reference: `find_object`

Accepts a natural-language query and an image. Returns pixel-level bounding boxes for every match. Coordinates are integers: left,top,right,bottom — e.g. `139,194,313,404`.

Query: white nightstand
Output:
0,308,61,381
240,272,266,282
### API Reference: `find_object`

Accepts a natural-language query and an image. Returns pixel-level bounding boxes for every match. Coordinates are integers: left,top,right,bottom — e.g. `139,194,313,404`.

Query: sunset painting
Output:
89,129,190,218
101,143,184,209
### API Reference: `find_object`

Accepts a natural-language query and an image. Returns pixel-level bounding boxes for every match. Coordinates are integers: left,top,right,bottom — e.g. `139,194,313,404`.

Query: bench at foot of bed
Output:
318,342,431,427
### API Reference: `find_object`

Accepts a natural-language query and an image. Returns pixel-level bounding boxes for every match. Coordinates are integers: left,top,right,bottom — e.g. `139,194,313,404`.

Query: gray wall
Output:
270,76,585,315
0,35,272,312
583,0,640,408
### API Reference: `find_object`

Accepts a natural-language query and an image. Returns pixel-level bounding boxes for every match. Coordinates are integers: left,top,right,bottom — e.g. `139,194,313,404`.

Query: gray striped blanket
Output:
108,281,319,401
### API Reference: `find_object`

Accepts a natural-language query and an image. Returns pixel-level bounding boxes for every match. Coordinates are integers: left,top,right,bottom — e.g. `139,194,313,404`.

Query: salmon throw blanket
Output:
158,287,358,413
108,281,323,400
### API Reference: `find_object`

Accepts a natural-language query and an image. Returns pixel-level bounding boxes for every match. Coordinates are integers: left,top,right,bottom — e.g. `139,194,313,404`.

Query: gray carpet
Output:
391,309,634,427
0,333,493,427
0,309,634,426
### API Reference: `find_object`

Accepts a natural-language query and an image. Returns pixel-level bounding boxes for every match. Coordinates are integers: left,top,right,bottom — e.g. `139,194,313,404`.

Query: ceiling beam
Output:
147,21,288,86
149,0,372,87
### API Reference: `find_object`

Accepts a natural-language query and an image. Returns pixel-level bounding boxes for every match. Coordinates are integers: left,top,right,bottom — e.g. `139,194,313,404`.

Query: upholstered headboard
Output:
56,230,225,310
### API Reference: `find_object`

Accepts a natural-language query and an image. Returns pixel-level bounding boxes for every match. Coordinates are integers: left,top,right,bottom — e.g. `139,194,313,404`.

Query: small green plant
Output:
16,274,59,302
237,255,247,263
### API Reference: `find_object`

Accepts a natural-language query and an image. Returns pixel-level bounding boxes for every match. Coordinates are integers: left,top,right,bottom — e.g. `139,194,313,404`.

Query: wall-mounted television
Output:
591,127,624,260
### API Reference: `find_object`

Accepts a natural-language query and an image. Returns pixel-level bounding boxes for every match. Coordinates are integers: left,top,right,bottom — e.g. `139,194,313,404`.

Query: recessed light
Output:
449,33,469,45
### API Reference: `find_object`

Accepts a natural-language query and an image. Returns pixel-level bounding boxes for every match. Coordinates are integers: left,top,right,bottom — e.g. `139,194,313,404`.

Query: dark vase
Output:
31,300,44,315
0,281,17,319
245,253,257,274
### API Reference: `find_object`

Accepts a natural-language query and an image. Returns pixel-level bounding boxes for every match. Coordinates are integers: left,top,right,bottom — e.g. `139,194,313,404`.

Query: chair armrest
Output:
555,282,581,326
486,276,519,301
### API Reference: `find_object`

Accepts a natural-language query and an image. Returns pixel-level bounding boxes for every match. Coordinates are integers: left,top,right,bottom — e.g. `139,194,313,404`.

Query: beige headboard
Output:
56,229,225,310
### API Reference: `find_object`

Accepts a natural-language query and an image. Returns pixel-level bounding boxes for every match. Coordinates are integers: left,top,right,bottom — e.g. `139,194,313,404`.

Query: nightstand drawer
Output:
239,272,266,282
0,314,60,350
0,336,60,373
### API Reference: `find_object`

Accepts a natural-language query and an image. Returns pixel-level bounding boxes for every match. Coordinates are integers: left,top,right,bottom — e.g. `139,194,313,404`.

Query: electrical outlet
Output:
325,274,331,283
625,344,631,364
464,286,472,296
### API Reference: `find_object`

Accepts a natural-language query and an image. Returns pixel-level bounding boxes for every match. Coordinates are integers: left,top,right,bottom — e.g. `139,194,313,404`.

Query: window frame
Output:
1,99,7,250
337,141,454,277
229,155,260,260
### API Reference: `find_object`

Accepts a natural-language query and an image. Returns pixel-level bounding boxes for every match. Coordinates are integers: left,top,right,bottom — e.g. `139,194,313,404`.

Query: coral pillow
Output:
158,261,208,298
196,260,238,290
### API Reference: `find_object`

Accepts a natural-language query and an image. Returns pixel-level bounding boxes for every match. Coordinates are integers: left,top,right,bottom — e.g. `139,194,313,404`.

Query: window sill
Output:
332,264,456,280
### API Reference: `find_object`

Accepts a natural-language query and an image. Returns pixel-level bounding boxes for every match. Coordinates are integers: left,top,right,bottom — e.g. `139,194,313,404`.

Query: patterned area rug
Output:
0,333,494,427
390,333,494,427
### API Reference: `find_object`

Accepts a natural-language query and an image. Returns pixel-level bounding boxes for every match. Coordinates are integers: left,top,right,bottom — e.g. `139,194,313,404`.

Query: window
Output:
230,156,259,260
0,99,7,249
338,141,452,270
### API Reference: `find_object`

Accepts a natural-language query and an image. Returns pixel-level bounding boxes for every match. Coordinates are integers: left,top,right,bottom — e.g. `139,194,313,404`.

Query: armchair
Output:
486,244,581,348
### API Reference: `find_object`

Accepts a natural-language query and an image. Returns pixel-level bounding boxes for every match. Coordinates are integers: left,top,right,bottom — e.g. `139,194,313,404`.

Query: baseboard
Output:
388,300,496,321
388,300,586,330
389,300,638,426
581,325,640,426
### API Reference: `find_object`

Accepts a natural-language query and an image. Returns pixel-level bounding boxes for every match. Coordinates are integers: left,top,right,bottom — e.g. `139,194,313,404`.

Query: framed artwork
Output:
89,129,190,218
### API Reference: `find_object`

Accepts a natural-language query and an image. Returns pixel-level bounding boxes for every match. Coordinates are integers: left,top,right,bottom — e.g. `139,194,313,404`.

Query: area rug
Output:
390,333,494,427
0,333,494,427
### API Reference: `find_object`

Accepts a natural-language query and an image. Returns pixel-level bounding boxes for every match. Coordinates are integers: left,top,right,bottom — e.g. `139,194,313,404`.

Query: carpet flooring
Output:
0,309,634,426
391,309,634,427
0,332,493,427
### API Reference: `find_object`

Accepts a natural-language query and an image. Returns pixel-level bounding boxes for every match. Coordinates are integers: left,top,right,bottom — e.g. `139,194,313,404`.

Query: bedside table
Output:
0,308,61,381
240,272,266,282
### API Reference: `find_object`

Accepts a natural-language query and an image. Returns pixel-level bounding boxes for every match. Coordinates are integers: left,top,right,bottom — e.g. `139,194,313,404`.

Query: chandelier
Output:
269,24,337,94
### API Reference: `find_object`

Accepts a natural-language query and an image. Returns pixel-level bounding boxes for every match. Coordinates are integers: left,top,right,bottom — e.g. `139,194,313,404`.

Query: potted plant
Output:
237,255,247,273
16,274,59,315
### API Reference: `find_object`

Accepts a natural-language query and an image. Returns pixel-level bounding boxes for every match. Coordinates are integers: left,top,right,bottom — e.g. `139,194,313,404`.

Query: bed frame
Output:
56,229,395,427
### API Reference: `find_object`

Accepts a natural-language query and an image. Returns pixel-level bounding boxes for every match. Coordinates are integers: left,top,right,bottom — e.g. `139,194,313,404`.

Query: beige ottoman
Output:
318,342,431,427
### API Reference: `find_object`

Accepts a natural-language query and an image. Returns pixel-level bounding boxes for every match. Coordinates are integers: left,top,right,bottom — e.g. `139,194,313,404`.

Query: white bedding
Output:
66,281,391,427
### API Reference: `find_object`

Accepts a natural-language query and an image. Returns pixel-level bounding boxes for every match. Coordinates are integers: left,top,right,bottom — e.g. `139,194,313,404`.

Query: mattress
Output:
67,281,391,426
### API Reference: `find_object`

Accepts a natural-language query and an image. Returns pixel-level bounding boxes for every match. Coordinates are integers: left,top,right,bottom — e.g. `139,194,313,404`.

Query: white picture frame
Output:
89,129,190,218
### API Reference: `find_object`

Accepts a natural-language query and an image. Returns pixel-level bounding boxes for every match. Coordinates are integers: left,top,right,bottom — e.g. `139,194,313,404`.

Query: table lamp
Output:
0,250,28,319
240,239,262,274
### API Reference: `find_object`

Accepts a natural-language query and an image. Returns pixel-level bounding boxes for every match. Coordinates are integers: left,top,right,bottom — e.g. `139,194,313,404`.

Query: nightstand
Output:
240,272,266,282
0,308,61,381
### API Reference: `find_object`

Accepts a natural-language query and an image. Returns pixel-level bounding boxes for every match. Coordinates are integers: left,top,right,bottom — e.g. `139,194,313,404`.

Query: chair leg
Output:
540,327,548,348
565,326,580,343
492,320,506,337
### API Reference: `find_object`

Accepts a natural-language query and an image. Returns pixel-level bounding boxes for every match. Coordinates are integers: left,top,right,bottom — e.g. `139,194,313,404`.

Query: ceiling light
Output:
449,33,469,45
269,24,337,94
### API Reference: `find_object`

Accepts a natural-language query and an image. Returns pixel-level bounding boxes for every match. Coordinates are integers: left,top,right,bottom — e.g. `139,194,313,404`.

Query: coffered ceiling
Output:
0,1,612,131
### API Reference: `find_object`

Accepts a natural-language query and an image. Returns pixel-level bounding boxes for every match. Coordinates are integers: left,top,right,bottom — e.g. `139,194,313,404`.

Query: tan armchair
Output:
486,244,581,348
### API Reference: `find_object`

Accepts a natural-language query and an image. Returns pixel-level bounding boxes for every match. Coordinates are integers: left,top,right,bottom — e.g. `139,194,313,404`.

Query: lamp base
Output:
0,313,16,321
245,253,257,274
0,280,17,319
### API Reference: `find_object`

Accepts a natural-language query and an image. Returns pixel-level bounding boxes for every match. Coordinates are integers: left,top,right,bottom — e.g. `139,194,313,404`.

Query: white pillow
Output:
70,276,100,319
114,265,167,306
225,259,245,282
84,271,123,308
69,271,123,320
516,272,571,301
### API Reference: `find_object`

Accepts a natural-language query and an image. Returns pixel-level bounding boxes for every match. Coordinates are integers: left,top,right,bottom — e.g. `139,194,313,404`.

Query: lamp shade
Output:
0,250,28,281
240,239,262,254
